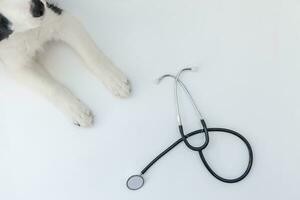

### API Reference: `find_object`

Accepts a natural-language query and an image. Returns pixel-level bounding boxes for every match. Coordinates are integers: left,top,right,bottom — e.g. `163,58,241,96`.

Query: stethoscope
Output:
126,68,253,191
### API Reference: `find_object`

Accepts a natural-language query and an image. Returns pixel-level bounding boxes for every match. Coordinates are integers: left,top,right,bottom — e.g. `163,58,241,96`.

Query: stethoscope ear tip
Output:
190,67,199,72
153,78,161,85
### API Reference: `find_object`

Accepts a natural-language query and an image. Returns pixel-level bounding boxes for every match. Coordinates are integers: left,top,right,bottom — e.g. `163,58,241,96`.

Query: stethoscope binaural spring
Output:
126,68,254,191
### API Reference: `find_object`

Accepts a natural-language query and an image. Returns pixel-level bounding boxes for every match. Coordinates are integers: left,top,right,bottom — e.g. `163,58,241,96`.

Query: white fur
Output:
0,0,131,127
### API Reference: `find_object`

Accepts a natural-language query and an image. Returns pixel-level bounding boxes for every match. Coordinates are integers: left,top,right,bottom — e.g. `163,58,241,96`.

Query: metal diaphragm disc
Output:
126,175,144,190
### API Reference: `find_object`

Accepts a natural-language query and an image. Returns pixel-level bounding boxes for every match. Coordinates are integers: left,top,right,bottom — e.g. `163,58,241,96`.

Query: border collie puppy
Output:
0,0,131,127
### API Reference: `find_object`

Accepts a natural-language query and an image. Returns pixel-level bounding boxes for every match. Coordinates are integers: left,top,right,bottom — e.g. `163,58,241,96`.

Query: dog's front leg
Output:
9,63,93,127
55,14,131,98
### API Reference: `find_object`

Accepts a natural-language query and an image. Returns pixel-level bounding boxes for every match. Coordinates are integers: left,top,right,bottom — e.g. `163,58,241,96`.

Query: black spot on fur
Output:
31,0,45,18
0,14,13,41
46,2,63,15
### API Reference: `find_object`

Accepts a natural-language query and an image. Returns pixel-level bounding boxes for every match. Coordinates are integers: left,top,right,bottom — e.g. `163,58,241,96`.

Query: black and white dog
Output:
0,0,131,127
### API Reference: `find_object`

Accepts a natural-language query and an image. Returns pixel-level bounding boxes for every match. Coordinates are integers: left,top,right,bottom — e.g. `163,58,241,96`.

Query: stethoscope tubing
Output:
141,127,253,183
141,68,253,183
179,119,209,151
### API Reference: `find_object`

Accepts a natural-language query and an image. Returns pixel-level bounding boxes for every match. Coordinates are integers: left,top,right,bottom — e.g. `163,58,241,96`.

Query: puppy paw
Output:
101,68,131,98
67,100,94,127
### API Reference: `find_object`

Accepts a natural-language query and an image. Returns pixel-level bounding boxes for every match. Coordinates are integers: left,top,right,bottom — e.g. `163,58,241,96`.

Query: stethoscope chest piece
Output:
126,175,145,190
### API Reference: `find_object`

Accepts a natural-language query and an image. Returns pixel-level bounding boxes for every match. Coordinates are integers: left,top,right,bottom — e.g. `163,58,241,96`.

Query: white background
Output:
0,0,300,199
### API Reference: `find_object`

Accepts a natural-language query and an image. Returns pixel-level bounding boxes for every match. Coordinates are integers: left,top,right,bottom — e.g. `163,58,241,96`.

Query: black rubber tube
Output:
178,119,210,151
141,128,253,183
